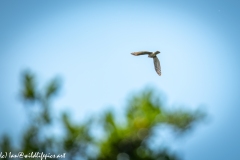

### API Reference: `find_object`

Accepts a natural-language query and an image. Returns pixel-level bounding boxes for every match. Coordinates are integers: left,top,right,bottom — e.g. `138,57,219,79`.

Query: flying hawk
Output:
131,51,161,76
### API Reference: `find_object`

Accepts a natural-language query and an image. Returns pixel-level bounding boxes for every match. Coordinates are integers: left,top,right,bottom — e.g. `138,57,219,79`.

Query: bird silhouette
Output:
131,51,161,76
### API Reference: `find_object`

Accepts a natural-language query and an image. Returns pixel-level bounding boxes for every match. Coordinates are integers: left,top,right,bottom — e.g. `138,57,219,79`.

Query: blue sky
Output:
0,0,240,159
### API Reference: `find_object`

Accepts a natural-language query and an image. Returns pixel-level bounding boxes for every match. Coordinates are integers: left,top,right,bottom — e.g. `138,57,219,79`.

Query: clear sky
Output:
0,0,240,159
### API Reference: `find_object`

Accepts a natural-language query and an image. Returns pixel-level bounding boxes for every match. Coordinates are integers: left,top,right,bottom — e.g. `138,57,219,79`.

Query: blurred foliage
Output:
0,71,206,160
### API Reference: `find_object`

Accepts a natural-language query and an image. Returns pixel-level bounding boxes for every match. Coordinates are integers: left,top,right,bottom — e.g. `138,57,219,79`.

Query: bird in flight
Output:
131,51,161,76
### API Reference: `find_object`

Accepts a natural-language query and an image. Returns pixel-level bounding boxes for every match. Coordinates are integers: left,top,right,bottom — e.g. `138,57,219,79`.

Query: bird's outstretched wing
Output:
131,51,152,56
153,56,161,76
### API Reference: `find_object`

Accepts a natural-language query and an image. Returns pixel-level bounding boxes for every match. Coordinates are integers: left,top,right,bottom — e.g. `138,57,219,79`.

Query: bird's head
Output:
155,51,160,54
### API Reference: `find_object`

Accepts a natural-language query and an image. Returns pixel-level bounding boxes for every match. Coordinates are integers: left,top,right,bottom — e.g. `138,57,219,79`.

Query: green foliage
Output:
97,89,205,160
21,71,37,101
62,113,93,159
0,136,13,160
0,71,206,160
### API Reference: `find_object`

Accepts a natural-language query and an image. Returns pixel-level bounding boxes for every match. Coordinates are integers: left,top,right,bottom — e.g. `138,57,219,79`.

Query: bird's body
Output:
131,51,161,76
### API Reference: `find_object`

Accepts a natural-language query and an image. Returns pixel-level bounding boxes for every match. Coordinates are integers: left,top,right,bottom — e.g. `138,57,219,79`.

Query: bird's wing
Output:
131,51,152,56
153,56,161,76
